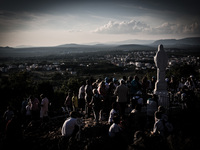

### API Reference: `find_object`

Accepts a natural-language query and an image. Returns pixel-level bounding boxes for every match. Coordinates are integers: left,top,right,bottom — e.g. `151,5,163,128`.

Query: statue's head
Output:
158,44,164,51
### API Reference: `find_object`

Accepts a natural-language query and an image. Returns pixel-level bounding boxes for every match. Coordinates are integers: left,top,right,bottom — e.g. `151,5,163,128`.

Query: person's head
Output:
155,111,162,120
86,79,91,85
105,77,109,83
152,76,156,81
190,75,194,80
113,78,118,84
134,75,139,81
128,76,133,82
7,106,12,110
134,104,142,111
181,77,185,83
93,88,98,95
123,76,127,81
158,105,165,113
28,101,31,106
152,94,158,101
187,77,191,82
70,111,78,118
120,79,125,85
142,76,148,82
96,79,100,84
112,102,118,110
113,114,120,124
68,91,72,96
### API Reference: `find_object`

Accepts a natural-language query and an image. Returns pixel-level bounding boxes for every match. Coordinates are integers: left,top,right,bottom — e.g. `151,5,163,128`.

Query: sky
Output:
0,0,200,47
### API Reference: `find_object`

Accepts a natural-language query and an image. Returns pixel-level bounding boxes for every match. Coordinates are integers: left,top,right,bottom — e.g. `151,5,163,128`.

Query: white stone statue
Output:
154,44,168,93
154,45,169,108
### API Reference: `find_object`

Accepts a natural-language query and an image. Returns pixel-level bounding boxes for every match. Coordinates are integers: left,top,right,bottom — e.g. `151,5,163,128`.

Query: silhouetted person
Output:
114,79,129,116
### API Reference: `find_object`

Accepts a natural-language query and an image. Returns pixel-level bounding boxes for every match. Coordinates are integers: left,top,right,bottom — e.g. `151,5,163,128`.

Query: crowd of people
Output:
1,74,199,149
60,74,199,149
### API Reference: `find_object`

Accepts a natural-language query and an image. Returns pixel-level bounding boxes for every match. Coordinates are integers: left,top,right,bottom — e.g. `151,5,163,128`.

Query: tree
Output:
166,64,197,79
0,71,35,111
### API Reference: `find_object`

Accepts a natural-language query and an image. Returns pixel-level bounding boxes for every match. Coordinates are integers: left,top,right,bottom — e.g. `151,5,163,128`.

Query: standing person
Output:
40,94,49,122
3,106,14,126
127,76,133,103
97,81,107,99
64,91,73,114
141,76,150,95
21,97,29,127
98,81,108,115
30,95,40,120
85,79,93,118
25,101,32,125
90,89,103,124
21,98,28,119
78,82,85,113
168,76,178,93
72,91,79,112
114,79,129,116
150,76,156,93
130,75,141,96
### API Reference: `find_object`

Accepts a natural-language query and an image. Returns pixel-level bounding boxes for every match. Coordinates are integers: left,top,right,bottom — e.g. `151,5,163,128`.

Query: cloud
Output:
94,20,200,36
94,20,151,34
153,22,200,35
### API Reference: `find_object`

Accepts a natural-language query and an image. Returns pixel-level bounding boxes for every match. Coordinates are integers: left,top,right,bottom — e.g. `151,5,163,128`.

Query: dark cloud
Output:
1,0,199,14
0,0,65,13
129,0,200,15
0,0,199,22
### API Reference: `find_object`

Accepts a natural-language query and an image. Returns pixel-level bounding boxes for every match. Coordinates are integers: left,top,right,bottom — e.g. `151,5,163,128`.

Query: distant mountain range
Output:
0,37,199,58
56,37,200,48
151,37,200,48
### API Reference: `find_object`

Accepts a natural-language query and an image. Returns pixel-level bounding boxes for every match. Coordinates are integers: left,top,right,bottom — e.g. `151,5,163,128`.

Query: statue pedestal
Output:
154,91,169,108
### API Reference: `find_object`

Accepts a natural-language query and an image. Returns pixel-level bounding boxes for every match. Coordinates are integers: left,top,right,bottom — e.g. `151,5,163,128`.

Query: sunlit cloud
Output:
94,20,200,36
94,20,151,34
